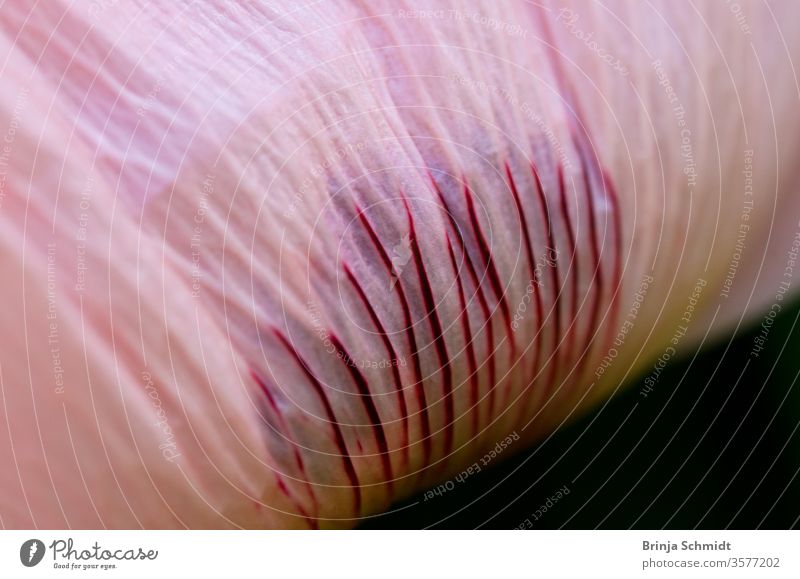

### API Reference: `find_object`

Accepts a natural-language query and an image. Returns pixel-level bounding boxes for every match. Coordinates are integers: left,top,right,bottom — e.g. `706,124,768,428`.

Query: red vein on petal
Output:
524,161,563,420
402,199,455,459
504,162,545,394
428,174,497,429
272,329,362,516
251,370,320,521
601,167,624,365
445,237,480,439
343,264,410,469
538,3,625,396
329,335,394,492
574,135,605,379
355,208,432,465
274,475,317,529
463,179,518,363
555,164,578,380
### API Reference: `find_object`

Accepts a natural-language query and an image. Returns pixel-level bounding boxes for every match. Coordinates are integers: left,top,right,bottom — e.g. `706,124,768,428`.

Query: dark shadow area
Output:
361,297,800,529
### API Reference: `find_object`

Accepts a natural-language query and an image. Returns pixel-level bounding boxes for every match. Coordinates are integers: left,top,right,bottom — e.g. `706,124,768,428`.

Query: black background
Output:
361,298,800,529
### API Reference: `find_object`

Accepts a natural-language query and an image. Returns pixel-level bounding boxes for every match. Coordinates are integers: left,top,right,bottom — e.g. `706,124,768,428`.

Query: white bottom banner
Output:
1,531,797,578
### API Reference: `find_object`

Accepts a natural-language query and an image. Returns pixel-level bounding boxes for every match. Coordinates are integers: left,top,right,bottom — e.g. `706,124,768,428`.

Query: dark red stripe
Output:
428,174,498,425
564,131,623,402
537,3,624,392
504,162,545,387
601,167,624,362
343,264,410,468
403,199,455,457
272,329,362,516
462,180,518,360
251,371,319,518
607,171,623,301
329,335,394,492
525,161,563,420
573,135,605,379
445,237,480,439
555,164,579,377
274,475,317,529
355,208,432,464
